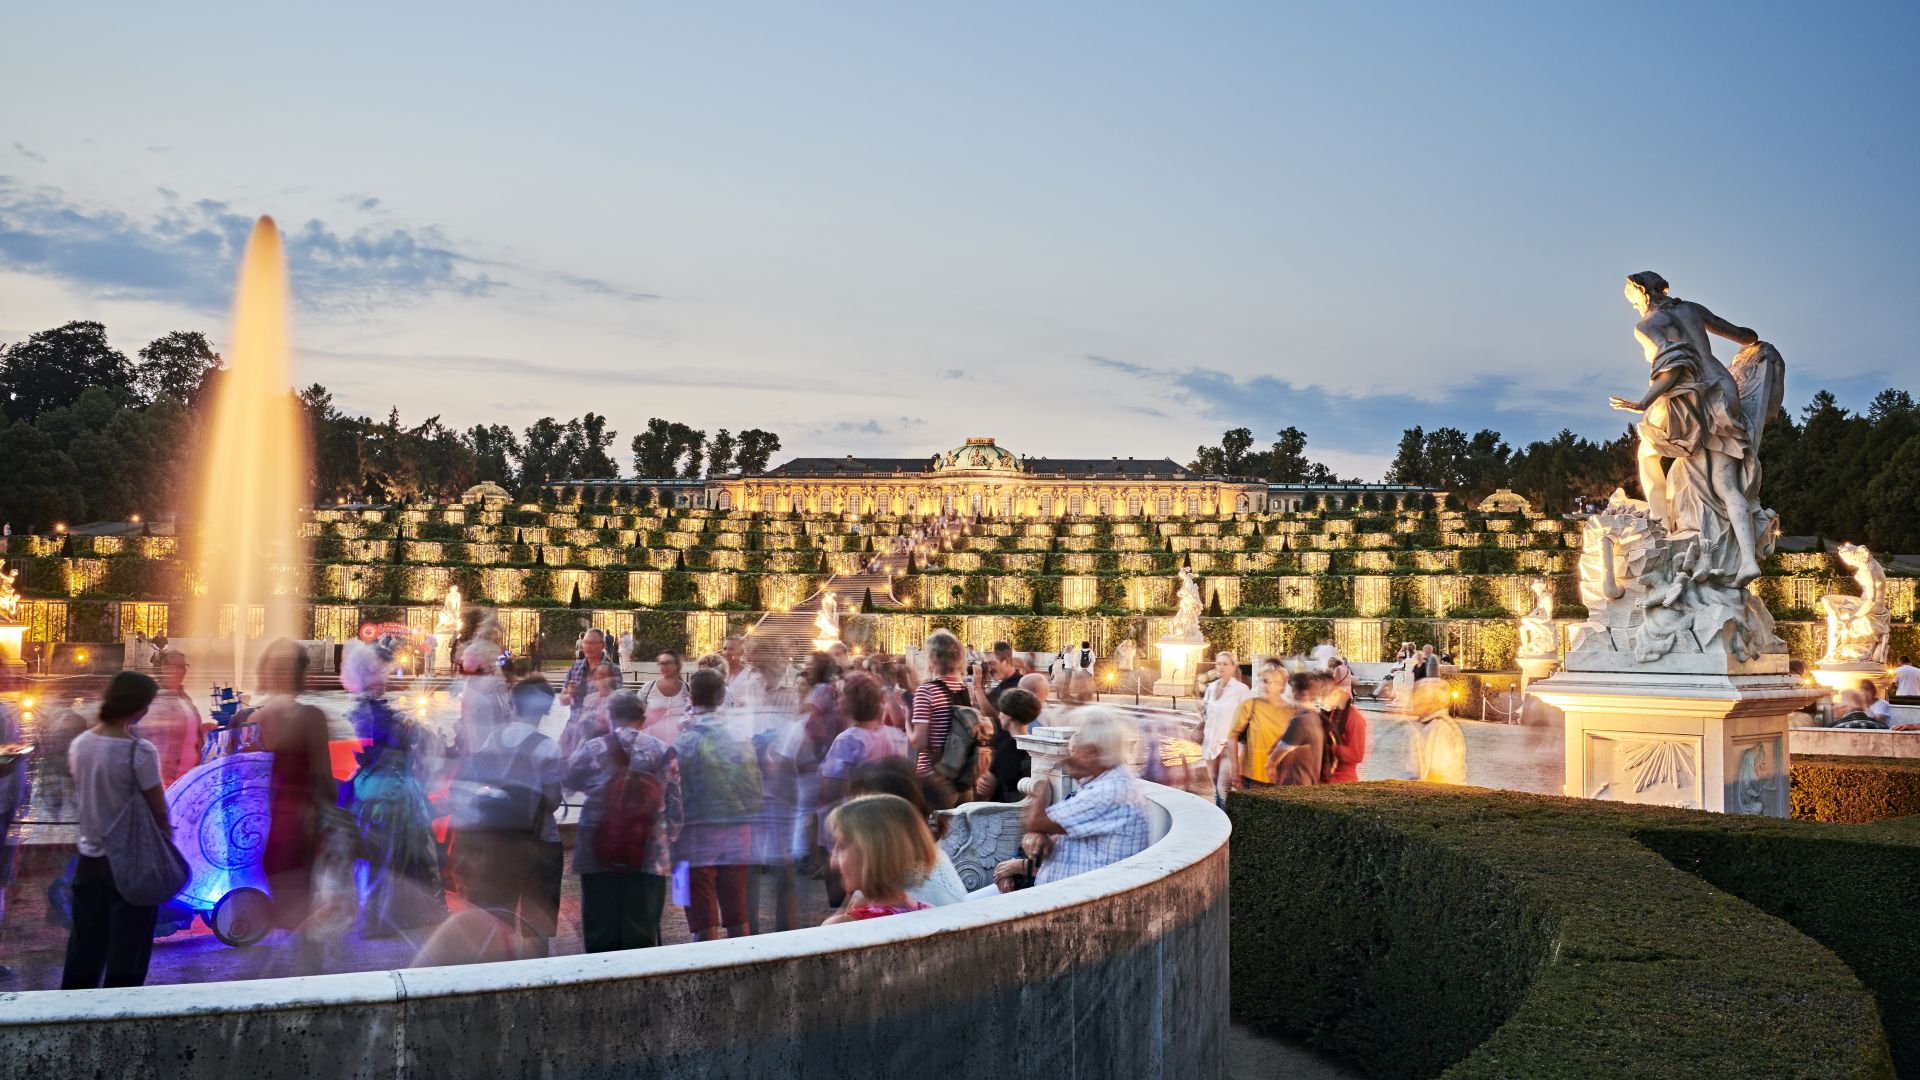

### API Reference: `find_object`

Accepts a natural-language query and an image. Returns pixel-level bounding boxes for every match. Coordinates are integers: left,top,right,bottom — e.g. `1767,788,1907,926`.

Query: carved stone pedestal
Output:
1515,653,1559,694
1532,669,1823,816
1152,634,1208,697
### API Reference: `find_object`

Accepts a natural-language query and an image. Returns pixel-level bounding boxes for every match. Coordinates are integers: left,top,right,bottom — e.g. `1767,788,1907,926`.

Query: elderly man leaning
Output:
1199,652,1251,807
993,709,1151,891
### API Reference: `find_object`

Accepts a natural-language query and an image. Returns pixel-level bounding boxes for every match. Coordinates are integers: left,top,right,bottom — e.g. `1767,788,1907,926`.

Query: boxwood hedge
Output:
1230,784,1899,1079
1790,755,1920,824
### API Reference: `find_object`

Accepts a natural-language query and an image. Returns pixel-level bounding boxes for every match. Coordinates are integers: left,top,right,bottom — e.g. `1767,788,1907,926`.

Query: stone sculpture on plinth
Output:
1532,273,1823,817
1515,577,1560,688
1153,567,1208,696
812,590,842,652
1812,542,1890,697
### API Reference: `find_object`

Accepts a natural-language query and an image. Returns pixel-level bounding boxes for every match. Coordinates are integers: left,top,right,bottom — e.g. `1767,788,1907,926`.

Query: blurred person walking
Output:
450,677,565,956
675,669,761,941
143,652,203,787
342,642,447,938
253,640,335,936
1264,672,1330,787
566,689,681,952
638,651,690,746
1200,652,1251,806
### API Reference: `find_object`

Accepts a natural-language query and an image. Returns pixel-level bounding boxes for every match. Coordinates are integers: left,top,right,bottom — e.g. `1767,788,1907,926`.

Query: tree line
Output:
0,320,785,529
1192,385,1918,552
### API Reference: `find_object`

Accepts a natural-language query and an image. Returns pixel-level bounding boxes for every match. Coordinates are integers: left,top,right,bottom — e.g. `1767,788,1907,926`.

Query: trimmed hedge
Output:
1791,755,1920,824
1230,784,1897,1079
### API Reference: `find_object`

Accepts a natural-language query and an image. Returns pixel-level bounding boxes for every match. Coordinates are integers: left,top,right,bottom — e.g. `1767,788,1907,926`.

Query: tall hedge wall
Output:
1230,784,1896,1079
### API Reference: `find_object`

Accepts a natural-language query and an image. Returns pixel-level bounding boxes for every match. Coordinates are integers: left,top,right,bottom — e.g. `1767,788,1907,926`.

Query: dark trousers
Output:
458,834,563,944
60,855,159,989
580,870,667,952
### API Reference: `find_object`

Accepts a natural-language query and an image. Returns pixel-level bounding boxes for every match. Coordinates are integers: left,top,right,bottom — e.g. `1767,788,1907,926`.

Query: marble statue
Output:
1517,577,1557,657
1819,543,1889,665
1114,638,1138,673
0,566,17,620
1609,271,1783,588
1169,567,1204,640
813,590,841,644
1565,274,1789,674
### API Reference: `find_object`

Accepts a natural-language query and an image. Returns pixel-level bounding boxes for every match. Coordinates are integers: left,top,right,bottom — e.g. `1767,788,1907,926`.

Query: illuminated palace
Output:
550,436,1436,516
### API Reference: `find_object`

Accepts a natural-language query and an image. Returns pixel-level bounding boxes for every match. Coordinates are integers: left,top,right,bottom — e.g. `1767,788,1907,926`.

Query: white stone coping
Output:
0,782,1230,1024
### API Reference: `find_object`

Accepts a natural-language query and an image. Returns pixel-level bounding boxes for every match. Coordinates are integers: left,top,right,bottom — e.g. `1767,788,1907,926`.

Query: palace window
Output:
1040,494,1054,517
1127,495,1142,516
1187,495,1200,516
1068,495,1082,516
1236,495,1251,513
1000,495,1012,517
1157,495,1172,516
1098,495,1113,516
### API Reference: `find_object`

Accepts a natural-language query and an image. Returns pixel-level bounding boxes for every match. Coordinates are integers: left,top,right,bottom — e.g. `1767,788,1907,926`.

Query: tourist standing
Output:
452,677,565,956
1322,678,1368,783
559,661,619,768
1264,672,1329,787
342,643,447,938
909,629,972,809
560,629,618,734
639,650,691,746
822,795,936,924
60,672,167,989
254,640,335,938
675,669,760,941
618,631,635,667
1200,652,1252,806
566,690,680,952
1892,657,1920,700
974,687,1040,803
142,651,203,788
1227,667,1295,787
1405,678,1467,785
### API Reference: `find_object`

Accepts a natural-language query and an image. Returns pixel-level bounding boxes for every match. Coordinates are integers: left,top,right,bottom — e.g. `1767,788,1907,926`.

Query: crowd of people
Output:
35,615,1167,990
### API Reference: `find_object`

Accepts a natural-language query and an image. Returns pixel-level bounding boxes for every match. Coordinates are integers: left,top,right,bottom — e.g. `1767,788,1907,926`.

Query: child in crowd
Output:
822,794,935,923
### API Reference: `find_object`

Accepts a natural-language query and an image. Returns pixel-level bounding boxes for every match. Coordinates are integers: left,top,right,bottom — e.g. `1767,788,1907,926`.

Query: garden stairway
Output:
744,547,907,669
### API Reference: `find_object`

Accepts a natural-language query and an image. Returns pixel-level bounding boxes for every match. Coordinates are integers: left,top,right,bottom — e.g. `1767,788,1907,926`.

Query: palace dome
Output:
934,437,1021,474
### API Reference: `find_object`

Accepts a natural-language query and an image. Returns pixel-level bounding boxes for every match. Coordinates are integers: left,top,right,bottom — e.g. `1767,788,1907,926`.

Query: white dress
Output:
1407,712,1467,785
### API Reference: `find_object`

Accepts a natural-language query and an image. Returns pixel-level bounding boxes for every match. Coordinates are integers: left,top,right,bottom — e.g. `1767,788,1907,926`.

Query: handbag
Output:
102,738,190,906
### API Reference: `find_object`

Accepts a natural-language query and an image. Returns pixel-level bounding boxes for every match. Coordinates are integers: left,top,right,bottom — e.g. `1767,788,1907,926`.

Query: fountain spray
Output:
188,216,310,679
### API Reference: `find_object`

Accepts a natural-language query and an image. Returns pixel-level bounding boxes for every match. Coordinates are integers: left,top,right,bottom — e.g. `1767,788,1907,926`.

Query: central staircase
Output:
745,547,908,668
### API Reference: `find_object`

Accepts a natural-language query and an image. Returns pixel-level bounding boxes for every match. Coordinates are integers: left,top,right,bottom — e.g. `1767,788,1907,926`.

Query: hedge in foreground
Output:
1229,784,1898,1080
1790,754,1920,823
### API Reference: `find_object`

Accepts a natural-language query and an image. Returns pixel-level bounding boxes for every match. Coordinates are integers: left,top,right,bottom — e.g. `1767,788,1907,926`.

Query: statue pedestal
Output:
1811,661,1884,700
1515,653,1560,693
1532,669,1824,817
0,623,24,669
811,635,841,653
1152,634,1208,697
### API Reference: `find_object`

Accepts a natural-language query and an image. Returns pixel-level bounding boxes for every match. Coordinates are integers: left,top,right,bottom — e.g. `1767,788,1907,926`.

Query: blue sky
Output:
2,2,1914,478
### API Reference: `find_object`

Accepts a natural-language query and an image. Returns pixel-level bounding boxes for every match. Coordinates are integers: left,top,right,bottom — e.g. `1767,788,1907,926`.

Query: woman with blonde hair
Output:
822,794,936,923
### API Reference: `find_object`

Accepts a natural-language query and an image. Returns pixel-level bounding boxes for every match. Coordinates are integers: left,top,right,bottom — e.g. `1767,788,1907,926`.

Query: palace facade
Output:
548,436,1441,516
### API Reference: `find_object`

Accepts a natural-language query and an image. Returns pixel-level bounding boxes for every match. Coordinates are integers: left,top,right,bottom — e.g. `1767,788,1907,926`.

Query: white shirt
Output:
1893,665,1920,698
907,849,969,908
1201,677,1252,759
1309,643,1339,666
68,730,162,858
1866,699,1893,722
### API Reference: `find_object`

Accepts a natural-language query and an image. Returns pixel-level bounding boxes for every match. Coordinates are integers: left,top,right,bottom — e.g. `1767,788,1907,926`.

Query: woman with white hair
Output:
1404,678,1466,785
342,641,448,937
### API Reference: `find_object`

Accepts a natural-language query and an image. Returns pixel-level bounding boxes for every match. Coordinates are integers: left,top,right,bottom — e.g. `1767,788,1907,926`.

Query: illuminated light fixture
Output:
130,514,142,523
53,523,66,533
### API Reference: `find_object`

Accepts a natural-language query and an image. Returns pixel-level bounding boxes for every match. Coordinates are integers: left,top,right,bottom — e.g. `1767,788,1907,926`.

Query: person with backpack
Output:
566,689,680,952
909,630,988,810
450,676,565,956
674,668,761,941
